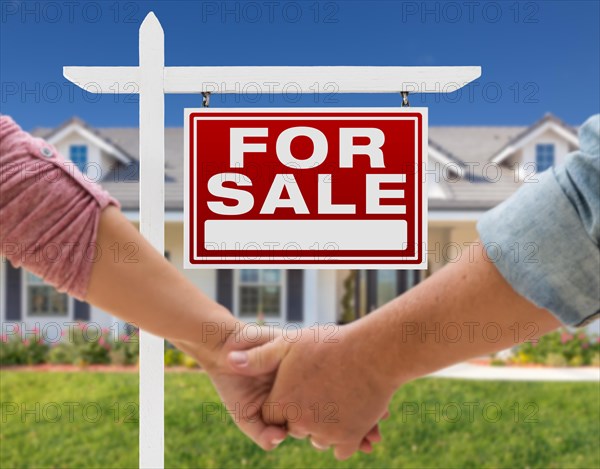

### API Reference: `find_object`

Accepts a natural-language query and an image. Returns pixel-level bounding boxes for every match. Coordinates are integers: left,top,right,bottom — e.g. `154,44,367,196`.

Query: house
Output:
0,113,586,332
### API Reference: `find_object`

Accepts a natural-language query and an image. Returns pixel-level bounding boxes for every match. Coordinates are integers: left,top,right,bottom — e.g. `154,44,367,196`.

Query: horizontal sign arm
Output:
64,65,481,94
63,67,140,93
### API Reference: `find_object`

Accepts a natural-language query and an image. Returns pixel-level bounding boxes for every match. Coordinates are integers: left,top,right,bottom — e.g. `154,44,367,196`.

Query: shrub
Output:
165,347,184,367
47,343,75,364
0,323,220,369
109,347,129,366
110,330,139,366
0,330,49,366
25,339,50,365
0,336,27,365
512,328,600,367
545,353,568,367
183,354,199,369
67,325,111,366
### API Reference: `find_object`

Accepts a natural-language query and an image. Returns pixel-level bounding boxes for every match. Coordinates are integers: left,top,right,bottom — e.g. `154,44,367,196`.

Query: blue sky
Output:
1,0,598,130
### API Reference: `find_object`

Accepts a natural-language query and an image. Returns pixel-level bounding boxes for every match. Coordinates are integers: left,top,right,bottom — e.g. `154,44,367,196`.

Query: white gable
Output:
426,147,458,200
518,127,578,168
46,122,130,180
428,178,450,199
491,120,578,168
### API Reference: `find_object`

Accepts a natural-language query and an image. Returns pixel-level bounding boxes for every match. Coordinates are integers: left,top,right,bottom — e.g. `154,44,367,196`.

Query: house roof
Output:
31,114,579,212
490,113,578,164
33,117,133,164
429,126,526,167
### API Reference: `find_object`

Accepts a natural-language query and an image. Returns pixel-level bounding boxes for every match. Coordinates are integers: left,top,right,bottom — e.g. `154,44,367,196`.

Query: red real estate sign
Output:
184,108,427,268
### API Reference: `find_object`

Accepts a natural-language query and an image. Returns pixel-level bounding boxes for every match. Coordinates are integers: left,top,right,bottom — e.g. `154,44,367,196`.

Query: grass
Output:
1,371,599,469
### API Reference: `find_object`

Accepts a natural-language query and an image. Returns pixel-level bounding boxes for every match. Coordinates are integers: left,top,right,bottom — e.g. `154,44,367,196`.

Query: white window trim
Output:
21,270,74,321
233,270,287,323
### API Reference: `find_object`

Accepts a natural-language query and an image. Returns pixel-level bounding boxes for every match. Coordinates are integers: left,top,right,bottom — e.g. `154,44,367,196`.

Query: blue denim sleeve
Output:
477,114,600,326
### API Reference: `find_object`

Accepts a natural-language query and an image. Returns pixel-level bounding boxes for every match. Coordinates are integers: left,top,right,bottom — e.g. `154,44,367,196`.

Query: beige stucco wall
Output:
426,222,478,274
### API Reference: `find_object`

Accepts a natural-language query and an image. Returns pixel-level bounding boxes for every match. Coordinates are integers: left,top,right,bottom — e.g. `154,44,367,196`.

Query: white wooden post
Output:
138,13,165,469
62,11,481,469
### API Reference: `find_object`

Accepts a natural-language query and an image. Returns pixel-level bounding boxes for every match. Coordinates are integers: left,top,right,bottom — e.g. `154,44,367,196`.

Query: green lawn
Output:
1,371,598,469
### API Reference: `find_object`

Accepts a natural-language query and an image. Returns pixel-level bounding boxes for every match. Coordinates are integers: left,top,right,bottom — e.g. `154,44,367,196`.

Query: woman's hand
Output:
172,323,287,450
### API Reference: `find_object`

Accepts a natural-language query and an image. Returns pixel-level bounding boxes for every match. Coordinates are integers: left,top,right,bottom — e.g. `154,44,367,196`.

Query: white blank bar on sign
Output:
204,220,407,251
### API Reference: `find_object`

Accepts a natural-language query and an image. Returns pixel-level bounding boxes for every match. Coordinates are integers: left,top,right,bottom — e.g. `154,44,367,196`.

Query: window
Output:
535,144,555,172
25,272,69,317
69,145,88,172
237,269,284,319
376,270,397,307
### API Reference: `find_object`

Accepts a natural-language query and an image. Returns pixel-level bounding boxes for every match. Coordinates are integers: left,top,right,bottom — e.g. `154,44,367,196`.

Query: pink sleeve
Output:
0,115,120,300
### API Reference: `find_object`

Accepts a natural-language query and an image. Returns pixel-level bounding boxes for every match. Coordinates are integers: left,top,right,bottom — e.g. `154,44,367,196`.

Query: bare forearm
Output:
86,206,238,367
350,241,561,388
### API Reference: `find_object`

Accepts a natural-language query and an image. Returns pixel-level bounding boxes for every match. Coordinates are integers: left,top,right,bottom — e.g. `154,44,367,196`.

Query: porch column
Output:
303,270,319,326
316,270,337,324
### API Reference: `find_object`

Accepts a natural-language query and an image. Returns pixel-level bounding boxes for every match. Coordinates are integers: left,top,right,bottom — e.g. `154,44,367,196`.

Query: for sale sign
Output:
184,108,427,268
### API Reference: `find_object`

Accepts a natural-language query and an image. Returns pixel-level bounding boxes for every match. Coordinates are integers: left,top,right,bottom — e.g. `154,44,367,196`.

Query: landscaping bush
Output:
47,343,76,364
511,328,600,366
183,354,199,368
66,325,111,366
544,352,568,367
165,347,185,367
0,336,26,366
0,323,139,367
0,324,201,367
110,332,139,365
0,326,49,365
3,322,598,369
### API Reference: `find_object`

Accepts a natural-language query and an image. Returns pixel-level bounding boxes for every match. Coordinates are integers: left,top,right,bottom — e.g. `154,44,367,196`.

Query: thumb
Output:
228,337,290,376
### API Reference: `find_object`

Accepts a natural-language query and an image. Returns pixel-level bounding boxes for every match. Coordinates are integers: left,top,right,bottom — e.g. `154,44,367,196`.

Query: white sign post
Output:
63,11,481,469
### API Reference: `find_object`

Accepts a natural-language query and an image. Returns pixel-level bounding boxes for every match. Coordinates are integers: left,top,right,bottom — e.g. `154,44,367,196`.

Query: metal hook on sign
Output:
401,91,410,107
202,92,211,108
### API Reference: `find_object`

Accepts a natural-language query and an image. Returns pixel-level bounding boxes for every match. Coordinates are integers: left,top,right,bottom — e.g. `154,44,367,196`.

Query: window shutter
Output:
74,299,90,321
366,270,378,312
216,270,234,312
286,270,303,322
5,263,22,320
354,270,361,317
397,271,409,295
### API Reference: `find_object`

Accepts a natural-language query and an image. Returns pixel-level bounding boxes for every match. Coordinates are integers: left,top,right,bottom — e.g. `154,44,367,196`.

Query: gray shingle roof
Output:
490,113,577,163
32,114,577,212
429,126,526,166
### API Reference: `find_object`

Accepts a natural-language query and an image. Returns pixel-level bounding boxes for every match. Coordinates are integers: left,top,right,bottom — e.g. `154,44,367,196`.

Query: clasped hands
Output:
191,321,397,460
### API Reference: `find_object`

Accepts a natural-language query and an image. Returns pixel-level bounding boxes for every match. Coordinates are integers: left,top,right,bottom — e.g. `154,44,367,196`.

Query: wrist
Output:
346,308,419,392
342,319,405,396
175,311,243,373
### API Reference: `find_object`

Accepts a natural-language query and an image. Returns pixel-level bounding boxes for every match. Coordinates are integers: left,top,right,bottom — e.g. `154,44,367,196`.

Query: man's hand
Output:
226,324,395,460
